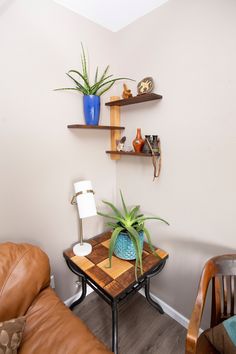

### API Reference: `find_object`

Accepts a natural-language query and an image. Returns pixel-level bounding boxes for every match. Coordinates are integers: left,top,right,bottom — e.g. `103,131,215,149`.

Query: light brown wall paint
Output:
1,0,236,328
0,0,118,300
115,0,236,325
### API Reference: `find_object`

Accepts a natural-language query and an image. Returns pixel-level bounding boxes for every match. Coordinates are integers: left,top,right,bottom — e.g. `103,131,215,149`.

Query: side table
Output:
63,231,168,354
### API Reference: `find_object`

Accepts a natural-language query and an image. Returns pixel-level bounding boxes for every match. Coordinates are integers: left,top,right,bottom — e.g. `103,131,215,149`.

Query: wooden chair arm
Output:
186,261,213,354
186,302,205,354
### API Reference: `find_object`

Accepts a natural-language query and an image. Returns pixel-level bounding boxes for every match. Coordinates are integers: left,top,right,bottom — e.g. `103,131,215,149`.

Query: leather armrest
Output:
20,288,112,354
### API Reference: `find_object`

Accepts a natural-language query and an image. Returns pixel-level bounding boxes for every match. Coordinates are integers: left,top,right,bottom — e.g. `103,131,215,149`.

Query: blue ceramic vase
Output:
83,95,100,125
114,231,144,260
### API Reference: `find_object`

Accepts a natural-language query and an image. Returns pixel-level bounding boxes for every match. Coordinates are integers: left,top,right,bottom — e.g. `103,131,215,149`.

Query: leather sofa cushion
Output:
0,243,50,321
19,287,112,354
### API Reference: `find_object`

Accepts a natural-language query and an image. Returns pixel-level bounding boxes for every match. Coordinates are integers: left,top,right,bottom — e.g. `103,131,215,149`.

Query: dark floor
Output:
73,292,186,354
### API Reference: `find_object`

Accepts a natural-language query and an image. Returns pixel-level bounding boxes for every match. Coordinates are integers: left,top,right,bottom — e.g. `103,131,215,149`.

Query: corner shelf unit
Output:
67,93,162,162
106,93,162,160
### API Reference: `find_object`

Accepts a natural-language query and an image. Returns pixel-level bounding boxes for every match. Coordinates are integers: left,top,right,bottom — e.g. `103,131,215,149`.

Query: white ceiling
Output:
54,0,168,32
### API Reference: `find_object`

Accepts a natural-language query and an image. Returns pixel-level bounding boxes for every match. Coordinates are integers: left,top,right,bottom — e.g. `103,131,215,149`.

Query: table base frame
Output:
66,259,166,354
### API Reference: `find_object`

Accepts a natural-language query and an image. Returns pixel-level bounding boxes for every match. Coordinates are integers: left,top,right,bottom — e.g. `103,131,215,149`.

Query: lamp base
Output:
73,242,92,256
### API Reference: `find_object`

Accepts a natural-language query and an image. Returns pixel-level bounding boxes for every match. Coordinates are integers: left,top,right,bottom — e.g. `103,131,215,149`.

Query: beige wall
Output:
0,0,118,300
1,0,236,327
115,0,236,324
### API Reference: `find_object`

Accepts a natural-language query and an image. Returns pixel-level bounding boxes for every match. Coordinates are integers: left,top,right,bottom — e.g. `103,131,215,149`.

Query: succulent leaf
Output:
55,43,134,96
97,192,169,279
109,227,124,268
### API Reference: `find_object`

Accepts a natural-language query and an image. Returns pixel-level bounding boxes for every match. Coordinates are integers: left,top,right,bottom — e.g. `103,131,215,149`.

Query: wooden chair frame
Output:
186,254,236,354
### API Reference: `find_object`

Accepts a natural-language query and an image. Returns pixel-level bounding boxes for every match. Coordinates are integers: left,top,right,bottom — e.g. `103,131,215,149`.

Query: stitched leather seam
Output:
0,246,32,298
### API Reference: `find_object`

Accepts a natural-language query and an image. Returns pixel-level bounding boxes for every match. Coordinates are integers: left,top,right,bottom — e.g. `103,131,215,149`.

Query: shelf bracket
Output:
110,96,121,160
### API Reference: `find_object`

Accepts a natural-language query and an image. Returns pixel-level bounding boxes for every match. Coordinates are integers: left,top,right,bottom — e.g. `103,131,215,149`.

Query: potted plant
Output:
98,191,169,279
55,44,133,126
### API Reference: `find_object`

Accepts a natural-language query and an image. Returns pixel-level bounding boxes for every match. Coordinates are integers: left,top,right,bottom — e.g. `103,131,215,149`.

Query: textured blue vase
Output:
83,95,100,125
114,231,144,260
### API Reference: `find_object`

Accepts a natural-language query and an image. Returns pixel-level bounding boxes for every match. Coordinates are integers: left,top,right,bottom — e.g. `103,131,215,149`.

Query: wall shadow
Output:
151,235,236,329
0,0,15,16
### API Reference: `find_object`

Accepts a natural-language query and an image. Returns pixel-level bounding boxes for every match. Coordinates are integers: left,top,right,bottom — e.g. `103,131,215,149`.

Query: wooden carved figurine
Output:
122,84,133,99
117,136,126,151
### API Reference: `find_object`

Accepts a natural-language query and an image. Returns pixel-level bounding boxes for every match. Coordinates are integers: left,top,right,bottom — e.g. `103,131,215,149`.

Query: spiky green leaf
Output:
101,200,124,219
94,66,98,84
129,205,140,219
54,88,82,92
128,233,140,280
107,222,121,229
120,190,128,216
66,73,88,93
91,74,114,95
136,216,169,225
143,226,156,254
97,81,115,96
97,211,120,221
68,70,90,89
95,77,135,94
81,43,90,86
126,226,143,276
98,65,110,84
108,227,124,268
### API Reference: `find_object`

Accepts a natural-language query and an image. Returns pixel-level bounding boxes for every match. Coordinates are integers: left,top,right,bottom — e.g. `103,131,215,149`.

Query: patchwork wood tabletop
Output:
64,231,168,298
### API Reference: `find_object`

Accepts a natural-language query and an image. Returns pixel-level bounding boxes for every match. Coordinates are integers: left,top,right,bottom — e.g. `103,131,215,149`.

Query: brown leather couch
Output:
0,242,112,354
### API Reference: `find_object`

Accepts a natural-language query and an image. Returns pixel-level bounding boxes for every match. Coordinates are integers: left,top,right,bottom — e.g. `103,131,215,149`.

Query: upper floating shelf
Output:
106,151,160,157
67,124,125,130
105,93,162,107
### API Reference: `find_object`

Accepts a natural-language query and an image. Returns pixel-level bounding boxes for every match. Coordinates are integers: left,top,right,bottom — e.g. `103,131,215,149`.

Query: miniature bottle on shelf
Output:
142,135,159,154
142,135,152,153
132,128,145,153
152,135,159,153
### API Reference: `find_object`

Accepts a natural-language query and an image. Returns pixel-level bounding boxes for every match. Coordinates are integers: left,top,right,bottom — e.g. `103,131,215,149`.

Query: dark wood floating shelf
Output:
106,151,160,157
105,93,162,107
67,124,125,130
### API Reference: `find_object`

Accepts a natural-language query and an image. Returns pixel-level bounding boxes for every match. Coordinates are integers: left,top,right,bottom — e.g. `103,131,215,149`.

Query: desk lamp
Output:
71,180,97,256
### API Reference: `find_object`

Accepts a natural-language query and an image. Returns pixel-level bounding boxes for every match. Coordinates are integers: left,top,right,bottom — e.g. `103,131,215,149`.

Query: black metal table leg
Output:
64,242,168,354
144,277,164,314
70,277,87,310
112,301,118,354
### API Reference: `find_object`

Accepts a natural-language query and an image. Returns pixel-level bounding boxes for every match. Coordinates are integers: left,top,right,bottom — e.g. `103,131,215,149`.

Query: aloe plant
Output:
55,44,133,96
98,191,169,279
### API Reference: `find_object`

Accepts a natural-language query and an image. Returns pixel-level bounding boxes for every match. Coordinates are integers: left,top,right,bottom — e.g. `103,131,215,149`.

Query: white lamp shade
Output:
74,180,97,219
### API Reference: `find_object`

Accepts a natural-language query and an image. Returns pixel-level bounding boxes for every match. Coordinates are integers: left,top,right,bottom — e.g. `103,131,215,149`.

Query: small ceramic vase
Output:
133,128,145,152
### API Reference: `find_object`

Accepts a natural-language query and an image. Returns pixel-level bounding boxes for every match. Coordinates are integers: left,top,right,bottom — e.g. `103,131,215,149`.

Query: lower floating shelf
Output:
106,151,160,157
67,124,125,130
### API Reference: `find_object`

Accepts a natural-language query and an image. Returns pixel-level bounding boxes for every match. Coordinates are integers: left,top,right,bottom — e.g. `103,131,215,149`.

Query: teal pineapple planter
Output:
114,231,144,260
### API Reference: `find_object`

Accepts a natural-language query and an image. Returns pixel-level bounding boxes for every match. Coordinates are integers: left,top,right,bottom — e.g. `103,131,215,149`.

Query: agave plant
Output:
55,44,133,96
98,191,169,279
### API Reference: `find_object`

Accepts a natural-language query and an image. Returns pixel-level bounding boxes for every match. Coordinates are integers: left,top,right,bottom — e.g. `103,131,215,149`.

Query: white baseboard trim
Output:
139,289,189,329
64,285,93,307
64,285,202,333
65,286,189,329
